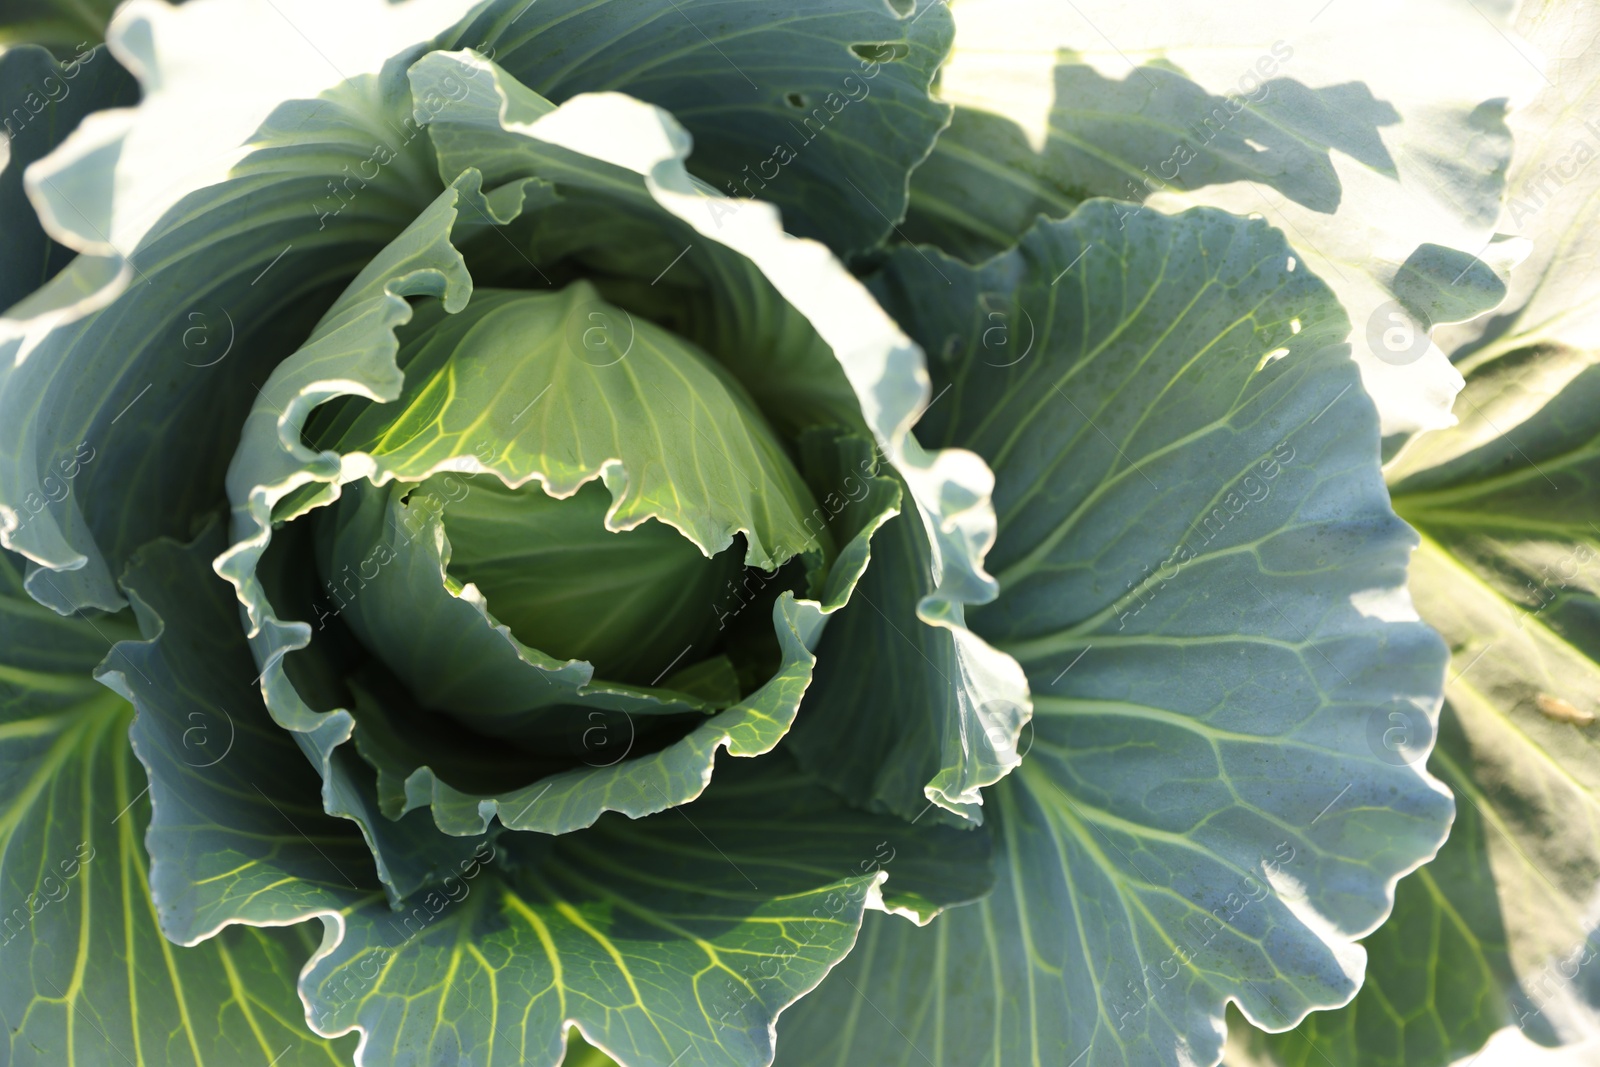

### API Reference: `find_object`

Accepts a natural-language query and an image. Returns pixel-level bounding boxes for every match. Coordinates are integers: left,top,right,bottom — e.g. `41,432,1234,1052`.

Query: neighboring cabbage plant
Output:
1226,1,1600,1064
5,1,1572,1066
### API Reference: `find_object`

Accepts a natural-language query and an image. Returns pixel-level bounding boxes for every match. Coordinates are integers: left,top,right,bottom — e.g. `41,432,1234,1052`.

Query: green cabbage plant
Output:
0,1,1593,1066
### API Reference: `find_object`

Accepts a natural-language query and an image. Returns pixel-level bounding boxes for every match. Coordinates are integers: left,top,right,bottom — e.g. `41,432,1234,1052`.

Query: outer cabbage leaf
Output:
913,0,1541,435
1222,703,1520,1066
0,42,136,312
1233,353,1600,1067
788,501,1030,825
0,0,482,614
108,520,480,935
301,754,991,1067
1230,5,1600,1062
0,0,121,53
443,0,955,259
106,528,994,1067
895,101,1080,262
0,551,358,1066
777,202,1453,1067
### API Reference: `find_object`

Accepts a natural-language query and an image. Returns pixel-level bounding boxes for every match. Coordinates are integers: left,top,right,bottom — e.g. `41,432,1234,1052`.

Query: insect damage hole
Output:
1256,347,1290,371
851,41,911,63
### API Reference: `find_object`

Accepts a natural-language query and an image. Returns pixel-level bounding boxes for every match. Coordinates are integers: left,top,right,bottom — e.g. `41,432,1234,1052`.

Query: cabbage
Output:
0,2,1585,1066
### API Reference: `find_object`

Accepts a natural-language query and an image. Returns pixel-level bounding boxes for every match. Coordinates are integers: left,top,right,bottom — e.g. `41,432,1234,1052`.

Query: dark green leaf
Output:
110,523,991,1067
0,43,136,311
919,0,1523,434
0,60,443,612
446,0,955,258
778,203,1454,1067
1392,243,1508,330
1227,703,1519,1066
1232,6,1600,1058
789,503,1029,826
0,0,121,54
0,552,357,1066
